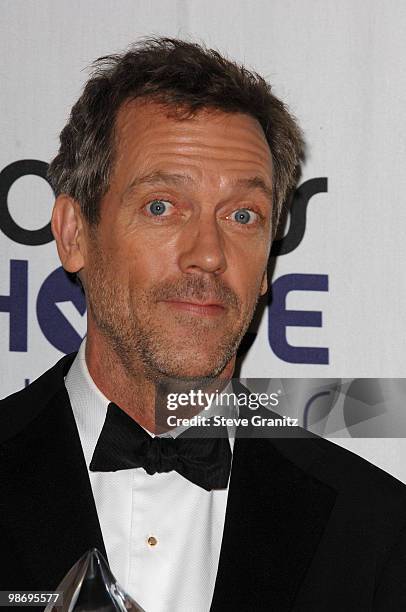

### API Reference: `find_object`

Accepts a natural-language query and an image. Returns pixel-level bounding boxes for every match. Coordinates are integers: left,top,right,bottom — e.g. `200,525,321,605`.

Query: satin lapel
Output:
210,433,337,611
0,355,106,590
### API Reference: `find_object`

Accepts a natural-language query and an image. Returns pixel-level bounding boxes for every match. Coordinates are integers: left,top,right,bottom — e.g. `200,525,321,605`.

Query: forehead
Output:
112,99,273,186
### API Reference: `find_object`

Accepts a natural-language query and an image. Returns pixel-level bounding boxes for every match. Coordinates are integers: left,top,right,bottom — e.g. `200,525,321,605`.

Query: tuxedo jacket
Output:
1,352,406,611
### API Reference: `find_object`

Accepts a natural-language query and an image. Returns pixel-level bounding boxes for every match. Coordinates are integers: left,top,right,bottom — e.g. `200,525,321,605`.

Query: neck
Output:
84,323,236,434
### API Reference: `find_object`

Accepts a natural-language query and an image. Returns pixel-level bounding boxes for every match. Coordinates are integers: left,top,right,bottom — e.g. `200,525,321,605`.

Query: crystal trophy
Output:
45,548,145,611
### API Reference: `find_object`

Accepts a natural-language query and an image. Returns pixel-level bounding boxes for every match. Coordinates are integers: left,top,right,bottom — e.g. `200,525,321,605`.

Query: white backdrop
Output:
1,0,406,478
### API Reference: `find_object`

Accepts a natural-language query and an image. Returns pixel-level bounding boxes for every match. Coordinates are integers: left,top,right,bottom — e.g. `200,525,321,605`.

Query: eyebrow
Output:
122,171,193,202
122,171,273,204
233,177,273,204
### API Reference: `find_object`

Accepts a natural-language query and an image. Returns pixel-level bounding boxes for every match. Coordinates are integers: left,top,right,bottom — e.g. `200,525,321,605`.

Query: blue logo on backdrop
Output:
37,266,86,353
0,160,329,363
0,261,85,354
268,273,328,365
267,177,329,364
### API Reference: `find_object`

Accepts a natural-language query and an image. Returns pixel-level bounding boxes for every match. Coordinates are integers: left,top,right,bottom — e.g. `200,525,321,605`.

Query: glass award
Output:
45,547,145,611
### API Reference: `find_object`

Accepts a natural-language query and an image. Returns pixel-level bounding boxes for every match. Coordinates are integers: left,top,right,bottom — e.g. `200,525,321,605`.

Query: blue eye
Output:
146,200,173,216
232,209,257,224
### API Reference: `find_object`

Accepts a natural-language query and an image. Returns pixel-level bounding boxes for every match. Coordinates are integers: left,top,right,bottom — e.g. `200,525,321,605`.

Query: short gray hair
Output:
48,36,304,232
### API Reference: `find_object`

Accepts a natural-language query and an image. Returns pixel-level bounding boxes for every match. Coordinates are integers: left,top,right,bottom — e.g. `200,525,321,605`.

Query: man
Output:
1,37,406,611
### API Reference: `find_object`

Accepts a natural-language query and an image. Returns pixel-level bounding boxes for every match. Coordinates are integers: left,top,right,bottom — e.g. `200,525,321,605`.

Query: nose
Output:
178,215,227,276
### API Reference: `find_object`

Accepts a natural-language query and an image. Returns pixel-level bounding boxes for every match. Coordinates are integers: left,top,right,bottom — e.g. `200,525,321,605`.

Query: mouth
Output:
160,298,226,317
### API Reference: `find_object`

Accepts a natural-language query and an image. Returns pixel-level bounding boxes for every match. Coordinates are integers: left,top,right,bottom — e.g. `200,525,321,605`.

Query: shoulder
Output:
270,432,406,516
0,352,77,443
234,378,406,509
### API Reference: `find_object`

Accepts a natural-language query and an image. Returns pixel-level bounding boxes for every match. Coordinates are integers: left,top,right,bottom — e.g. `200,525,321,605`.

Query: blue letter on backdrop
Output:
0,259,28,351
37,266,86,354
269,273,329,364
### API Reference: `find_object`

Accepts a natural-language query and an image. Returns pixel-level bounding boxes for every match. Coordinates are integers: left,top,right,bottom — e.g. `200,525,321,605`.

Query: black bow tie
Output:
89,402,232,491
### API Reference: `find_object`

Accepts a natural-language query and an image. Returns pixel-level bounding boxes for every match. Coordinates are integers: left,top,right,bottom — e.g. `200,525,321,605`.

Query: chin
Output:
155,351,230,381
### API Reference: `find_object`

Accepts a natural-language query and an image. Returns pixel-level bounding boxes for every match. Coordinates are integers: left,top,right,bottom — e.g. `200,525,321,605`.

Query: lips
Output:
161,298,226,316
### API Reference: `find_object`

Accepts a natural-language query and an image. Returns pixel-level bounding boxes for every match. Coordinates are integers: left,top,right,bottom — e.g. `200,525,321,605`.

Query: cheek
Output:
229,246,268,296
125,239,178,290
127,228,184,283
100,225,164,284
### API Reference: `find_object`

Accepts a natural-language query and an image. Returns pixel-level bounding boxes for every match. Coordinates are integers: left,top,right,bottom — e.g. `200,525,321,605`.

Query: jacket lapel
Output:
0,353,107,590
210,414,337,610
2,357,337,606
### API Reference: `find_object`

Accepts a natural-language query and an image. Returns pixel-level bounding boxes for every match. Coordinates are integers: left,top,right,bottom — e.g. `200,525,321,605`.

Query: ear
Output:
260,269,268,296
51,195,86,273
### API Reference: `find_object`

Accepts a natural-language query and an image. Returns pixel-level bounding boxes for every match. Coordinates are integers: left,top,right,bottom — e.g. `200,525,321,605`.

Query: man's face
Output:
83,100,273,380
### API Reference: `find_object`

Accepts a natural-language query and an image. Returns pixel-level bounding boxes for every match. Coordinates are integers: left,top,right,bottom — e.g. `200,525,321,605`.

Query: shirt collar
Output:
65,337,236,467
64,337,109,468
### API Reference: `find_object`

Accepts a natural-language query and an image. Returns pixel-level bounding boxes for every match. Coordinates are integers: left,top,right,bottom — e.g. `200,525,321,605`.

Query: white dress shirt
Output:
64,338,234,612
